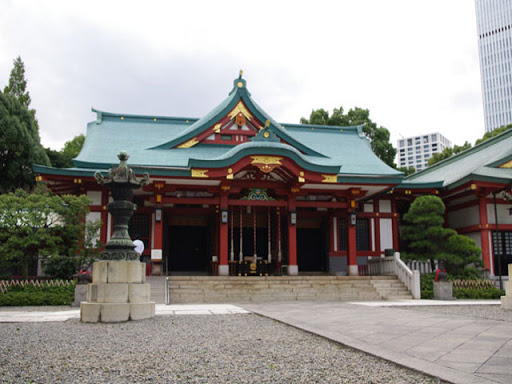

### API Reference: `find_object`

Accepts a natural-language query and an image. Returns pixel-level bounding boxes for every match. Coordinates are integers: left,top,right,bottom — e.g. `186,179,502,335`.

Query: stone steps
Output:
168,276,413,304
146,276,166,304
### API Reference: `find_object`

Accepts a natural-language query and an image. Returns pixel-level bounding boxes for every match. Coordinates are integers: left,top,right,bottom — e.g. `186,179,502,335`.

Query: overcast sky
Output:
0,0,483,159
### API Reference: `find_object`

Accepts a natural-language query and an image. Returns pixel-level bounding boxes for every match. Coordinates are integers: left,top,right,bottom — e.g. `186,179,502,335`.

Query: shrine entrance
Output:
166,215,211,273
226,205,286,275
297,218,328,272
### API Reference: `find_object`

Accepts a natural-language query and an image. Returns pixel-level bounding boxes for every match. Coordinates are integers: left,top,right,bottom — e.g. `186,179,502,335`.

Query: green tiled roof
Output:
403,129,512,189
36,75,403,184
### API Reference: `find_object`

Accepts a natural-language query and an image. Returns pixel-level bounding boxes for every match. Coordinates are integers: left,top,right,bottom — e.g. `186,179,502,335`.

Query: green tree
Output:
428,124,512,167
3,56,31,108
301,107,397,167
475,124,512,145
0,185,90,278
0,92,48,192
427,141,471,166
1,57,49,192
401,195,481,276
45,134,85,168
398,166,416,176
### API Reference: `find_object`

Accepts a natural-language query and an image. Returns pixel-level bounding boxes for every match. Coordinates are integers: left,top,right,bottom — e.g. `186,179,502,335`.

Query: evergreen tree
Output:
401,195,481,276
0,57,49,192
3,56,31,108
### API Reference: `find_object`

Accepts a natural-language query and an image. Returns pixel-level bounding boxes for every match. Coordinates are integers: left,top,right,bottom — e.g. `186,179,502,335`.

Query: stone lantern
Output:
80,151,155,323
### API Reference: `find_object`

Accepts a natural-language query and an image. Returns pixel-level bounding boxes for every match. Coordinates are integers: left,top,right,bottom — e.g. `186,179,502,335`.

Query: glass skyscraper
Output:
475,0,512,132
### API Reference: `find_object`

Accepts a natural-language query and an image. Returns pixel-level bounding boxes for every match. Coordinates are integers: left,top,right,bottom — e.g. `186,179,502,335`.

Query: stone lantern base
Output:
80,260,155,323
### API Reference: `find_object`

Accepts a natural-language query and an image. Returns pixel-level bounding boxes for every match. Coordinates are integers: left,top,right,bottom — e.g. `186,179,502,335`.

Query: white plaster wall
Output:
465,232,482,249
379,200,391,213
363,204,373,212
487,203,512,225
447,206,479,229
379,218,393,252
86,212,101,245
86,191,102,205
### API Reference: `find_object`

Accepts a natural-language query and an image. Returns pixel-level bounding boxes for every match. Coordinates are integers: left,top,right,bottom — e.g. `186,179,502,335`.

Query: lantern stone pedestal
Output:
80,261,155,322
501,264,512,310
80,151,155,323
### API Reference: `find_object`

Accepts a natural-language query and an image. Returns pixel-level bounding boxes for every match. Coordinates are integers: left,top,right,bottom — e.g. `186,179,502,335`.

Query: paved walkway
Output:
241,301,511,384
0,304,248,322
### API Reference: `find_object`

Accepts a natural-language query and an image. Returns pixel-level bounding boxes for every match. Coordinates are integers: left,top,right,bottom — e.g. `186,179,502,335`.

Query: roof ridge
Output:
91,108,198,123
406,128,512,180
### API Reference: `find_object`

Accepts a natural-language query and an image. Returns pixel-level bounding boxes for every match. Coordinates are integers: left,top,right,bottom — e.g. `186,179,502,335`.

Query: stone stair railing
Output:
368,253,420,299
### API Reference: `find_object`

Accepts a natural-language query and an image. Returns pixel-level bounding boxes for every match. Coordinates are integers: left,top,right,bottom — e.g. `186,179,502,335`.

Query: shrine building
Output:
34,74,404,276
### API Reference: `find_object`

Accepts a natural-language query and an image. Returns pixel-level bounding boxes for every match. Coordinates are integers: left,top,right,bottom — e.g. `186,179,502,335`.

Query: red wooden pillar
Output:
479,194,492,274
347,215,358,276
392,201,400,252
218,194,229,276
287,196,298,275
151,206,163,276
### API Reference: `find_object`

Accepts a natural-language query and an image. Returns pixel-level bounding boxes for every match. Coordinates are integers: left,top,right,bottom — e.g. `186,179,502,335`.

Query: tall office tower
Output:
475,0,512,132
397,133,452,172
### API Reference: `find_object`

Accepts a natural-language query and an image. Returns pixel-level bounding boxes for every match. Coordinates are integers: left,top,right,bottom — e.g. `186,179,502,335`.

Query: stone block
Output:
100,303,130,322
129,284,151,303
80,302,101,323
107,261,128,283
127,262,144,283
502,296,512,310
434,281,454,300
504,281,512,296
88,283,129,303
104,284,129,303
130,302,155,320
92,261,108,283
72,284,88,307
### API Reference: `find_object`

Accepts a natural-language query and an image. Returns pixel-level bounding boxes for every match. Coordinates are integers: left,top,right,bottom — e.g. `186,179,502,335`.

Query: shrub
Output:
420,274,504,300
453,288,504,300
0,280,75,306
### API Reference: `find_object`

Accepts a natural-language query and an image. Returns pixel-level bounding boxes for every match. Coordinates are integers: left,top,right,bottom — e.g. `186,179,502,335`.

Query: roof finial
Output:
239,69,243,79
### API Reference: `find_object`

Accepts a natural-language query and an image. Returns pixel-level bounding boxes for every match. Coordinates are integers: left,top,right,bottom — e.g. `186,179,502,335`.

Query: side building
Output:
397,133,451,172
34,75,404,277
397,129,512,278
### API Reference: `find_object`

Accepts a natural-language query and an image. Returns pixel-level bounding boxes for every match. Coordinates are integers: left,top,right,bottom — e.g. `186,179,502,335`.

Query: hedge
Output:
0,280,75,306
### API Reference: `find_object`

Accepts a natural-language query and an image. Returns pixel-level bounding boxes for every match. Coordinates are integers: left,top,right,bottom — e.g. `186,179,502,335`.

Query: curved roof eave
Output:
188,141,341,174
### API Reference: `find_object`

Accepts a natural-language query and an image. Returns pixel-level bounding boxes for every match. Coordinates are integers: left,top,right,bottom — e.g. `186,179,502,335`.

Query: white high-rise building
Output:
475,0,512,132
397,133,451,172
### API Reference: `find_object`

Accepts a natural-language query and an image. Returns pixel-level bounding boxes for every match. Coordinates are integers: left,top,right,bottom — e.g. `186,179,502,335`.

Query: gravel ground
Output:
0,314,444,384
398,304,511,322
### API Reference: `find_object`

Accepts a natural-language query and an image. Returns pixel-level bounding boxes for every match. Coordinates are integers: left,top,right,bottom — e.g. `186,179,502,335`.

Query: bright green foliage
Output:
45,134,85,168
0,185,90,278
428,124,512,167
401,195,482,276
398,166,416,176
300,106,397,168
427,141,472,166
3,57,31,108
475,124,512,145
43,219,102,279
0,282,75,306
444,233,482,276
